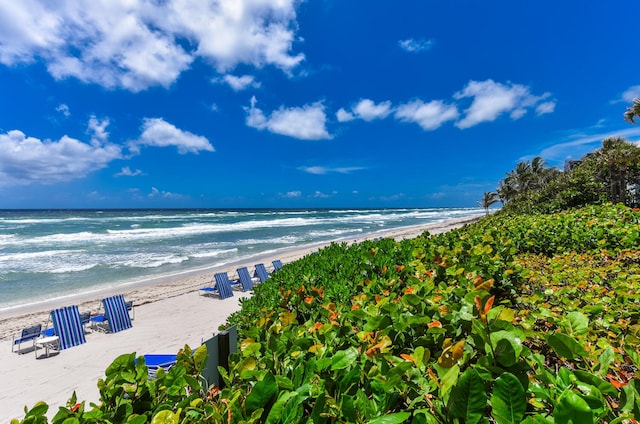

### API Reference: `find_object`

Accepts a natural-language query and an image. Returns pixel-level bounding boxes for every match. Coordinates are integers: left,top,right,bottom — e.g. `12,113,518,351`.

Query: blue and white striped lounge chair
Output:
236,267,255,292
51,305,87,350
91,295,133,333
254,263,270,283
142,354,177,379
272,259,283,271
12,323,42,353
103,294,133,333
213,272,235,299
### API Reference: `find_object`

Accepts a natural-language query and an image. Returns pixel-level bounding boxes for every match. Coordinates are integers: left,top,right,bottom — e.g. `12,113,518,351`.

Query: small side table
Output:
35,336,59,359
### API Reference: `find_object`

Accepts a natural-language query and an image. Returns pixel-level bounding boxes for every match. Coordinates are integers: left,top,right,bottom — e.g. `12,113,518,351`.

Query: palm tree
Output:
624,98,640,124
479,192,499,215
586,137,640,205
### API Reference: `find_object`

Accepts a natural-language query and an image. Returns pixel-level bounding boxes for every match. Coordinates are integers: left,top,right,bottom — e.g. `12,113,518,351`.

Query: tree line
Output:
480,97,640,214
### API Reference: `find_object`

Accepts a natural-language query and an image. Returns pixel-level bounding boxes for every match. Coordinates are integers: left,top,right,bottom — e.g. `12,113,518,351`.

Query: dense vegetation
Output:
16,203,639,423
480,137,640,215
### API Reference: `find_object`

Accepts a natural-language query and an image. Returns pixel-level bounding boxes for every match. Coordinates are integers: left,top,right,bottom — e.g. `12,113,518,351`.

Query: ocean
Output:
0,208,483,312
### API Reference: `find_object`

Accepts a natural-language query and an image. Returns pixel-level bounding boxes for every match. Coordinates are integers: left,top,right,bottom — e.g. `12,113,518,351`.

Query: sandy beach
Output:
0,216,480,422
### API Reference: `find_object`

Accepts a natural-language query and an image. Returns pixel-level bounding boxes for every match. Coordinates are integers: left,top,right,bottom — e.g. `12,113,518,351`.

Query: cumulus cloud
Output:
298,166,365,175
0,129,121,186
218,74,260,91
135,118,214,154
244,96,331,140
336,108,355,122
454,79,555,129
352,99,393,121
339,99,393,122
395,99,459,131
398,38,435,53
0,1,303,91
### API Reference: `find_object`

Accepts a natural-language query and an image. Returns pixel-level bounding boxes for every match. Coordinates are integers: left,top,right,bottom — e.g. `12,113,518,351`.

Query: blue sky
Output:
1,1,639,209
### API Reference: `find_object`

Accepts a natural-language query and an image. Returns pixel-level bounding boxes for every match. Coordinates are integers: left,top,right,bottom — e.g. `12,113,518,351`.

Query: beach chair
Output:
254,263,270,283
125,300,135,320
199,272,235,299
213,272,235,299
80,311,91,332
50,305,86,350
91,295,133,333
236,267,255,292
272,259,283,271
12,323,42,354
142,354,178,379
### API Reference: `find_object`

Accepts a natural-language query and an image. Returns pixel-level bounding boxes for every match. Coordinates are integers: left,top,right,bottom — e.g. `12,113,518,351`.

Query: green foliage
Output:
14,204,640,423
496,137,640,214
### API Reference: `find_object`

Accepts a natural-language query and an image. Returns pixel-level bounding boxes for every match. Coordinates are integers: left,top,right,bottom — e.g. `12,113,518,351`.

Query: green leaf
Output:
448,368,486,424
151,410,180,424
554,390,594,424
490,331,523,368
367,412,411,424
491,372,526,424
596,347,615,376
245,372,278,415
331,347,359,370
265,391,298,424
562,311,589,336
546,333,587,359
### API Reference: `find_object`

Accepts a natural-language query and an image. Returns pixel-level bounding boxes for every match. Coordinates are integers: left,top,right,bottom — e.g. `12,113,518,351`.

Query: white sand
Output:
0,216,481,422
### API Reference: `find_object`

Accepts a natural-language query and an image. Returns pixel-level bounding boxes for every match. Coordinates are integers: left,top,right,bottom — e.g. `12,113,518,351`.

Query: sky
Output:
1,1,639,209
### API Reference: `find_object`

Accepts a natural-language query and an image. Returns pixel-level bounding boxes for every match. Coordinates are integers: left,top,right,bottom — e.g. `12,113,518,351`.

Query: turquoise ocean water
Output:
0,208,483,312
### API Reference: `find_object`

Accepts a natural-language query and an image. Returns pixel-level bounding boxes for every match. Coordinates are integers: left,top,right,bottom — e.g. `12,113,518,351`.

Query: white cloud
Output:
454,79,554,129
88,116,110,144
398,38,434,53
351,99,393,121
56,103,70,117
281,191,301,198
336,108,355,122
622,85,640,103
536,101,556,115
299,166,365,175
149,186,183,199
136,118,214,154
312,191,331,198
0,129,121,186
115,166,143,177
394,99,459,130
219,74,260,91
244,96,331,140
0,1,303,91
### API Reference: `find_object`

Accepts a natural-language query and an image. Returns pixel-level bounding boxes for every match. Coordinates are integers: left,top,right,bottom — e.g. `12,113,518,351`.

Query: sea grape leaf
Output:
490,331,523,367
561,311,589,336
368,412,411,424
491,372,526,424
448,368,486,424
151,410,180,424
245,372,278,414
265,391,298,424
554,390,594,424
546,333,587,360
331,347,359,370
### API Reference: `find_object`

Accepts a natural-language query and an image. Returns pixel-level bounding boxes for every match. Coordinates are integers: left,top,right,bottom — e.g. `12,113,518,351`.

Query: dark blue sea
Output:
0,208,483,311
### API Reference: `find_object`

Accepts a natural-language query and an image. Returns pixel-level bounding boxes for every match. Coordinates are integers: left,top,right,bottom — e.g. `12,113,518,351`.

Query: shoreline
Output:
0,215,481,422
